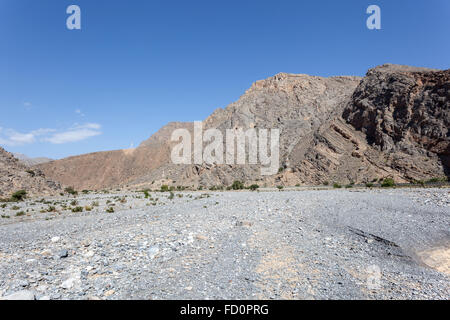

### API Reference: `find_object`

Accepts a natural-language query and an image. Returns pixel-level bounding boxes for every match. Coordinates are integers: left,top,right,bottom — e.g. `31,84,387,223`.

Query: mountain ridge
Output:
33,64,449,190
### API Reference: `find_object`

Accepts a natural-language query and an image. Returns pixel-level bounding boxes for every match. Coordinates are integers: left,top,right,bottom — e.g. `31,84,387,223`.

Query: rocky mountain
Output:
13,153,53,166
36,64,449,190
0,147,61,198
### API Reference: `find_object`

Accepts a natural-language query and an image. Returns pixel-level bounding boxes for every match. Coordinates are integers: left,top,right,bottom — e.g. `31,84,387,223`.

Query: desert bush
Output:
71,206,83,213
65,187,78,196
106,207,114,213
249,184,259,191
231,181,244,190
277,185,284,190
381,178,395,188
11,190,27,202
333,183,342,189
365,183,374,188
16,211,25,217
160,185,169,192
168,192,174,200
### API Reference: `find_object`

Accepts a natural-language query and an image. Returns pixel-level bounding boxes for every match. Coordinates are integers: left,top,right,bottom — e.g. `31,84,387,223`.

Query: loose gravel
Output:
0,188,449,300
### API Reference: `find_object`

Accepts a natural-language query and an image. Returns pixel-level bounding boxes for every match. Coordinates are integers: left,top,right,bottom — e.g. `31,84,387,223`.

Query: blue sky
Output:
1,0,449,159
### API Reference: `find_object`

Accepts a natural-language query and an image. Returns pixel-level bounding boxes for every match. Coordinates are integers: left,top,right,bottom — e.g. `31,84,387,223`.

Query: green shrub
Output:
381,178,395,188
168,192,174,200
277,185,284,190
323,181,329,186
16,211,25,217
11,190,27,202
65,187,78,196
365,183,374,188
160,185,169,192
71,206,83,213
12,205,20,210
249,184,259,191
106,207,114,213
231,181,244,190
333,183,342,189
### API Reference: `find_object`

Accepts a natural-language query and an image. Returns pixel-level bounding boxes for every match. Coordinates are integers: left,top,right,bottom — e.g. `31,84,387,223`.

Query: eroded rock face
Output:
343,64,449,180
36,64,449,189
0,147,61,198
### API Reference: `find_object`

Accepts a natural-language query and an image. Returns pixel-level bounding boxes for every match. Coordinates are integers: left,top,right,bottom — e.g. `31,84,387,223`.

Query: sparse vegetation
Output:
249,184,259,191
277,185,284,190
71,206,83,213
65,187,78,196
11,190,27,202
231,181,244,190
15,211,25,217
333,183,342,189
168,192,174,200
323,181,329,186
381,178,395,188
365,183,374,188
160,185,169,192
106,207,115,213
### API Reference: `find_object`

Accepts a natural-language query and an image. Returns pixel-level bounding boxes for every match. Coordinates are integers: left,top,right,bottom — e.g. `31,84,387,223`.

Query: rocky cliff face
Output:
36,64,449,190
0,147,61,198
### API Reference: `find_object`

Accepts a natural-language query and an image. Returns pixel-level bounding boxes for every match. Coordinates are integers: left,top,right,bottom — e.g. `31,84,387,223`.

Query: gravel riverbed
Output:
0,188,449,300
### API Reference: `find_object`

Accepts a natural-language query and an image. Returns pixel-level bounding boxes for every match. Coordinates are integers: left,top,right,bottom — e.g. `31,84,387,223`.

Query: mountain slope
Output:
13,153,53,166
36,64,449,190
0,147,61,198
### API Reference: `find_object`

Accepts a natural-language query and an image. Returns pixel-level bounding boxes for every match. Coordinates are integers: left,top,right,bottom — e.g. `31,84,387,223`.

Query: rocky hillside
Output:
13,153,53,166
0,147,61,198
36,64,449,190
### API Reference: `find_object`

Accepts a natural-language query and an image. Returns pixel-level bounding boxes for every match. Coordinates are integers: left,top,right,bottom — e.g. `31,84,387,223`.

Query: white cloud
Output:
0,123,102,146
44,124,102,144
